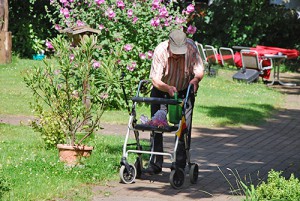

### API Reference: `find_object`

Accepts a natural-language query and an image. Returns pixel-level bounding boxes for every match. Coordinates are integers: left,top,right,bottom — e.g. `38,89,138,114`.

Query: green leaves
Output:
255,170,300,201
24,35,111,147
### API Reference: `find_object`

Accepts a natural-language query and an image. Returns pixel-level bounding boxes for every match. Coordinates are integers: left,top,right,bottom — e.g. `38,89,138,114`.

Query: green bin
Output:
168,92,182,124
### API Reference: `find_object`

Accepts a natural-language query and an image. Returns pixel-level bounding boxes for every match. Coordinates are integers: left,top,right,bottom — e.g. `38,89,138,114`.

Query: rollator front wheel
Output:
169,168,185,189
189,163,199,184
119,164,137,184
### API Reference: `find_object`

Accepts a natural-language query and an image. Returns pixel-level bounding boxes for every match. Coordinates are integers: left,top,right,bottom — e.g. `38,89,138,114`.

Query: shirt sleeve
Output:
189,39,204,77
193,49,204,76
149,44,166,80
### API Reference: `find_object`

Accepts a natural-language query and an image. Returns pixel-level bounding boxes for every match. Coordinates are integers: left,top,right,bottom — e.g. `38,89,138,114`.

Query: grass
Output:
0,123,143,200
194,68,283,127
0,57,33,115
0,57,287,200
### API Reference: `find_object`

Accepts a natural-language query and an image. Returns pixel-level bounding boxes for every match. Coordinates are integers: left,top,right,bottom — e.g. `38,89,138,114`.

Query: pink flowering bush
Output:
46,0,198,108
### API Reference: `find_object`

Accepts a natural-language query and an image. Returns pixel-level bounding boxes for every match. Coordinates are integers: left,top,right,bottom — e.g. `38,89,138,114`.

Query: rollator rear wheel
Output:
119,164,136,184
189,163,199,184
169,168,185,189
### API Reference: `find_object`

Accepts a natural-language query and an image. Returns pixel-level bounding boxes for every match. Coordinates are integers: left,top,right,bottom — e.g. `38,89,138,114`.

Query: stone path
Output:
92,72,300,201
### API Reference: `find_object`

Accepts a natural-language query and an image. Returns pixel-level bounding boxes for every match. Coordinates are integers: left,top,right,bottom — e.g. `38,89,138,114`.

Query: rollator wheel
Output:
169,168,185,189
134,157,142,179
189,163,199,184
119,164,137,184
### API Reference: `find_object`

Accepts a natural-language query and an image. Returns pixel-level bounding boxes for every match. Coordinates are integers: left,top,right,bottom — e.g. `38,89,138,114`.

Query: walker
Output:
119,79,198,189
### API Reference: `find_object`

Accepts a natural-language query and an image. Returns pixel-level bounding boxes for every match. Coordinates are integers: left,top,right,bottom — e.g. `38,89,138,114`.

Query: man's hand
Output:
152,77,177,97
167,86,177,97
189,78,200,93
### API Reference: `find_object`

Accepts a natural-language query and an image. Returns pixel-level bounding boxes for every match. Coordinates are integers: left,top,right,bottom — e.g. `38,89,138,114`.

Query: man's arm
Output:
189,71,204,94
189,39,205,93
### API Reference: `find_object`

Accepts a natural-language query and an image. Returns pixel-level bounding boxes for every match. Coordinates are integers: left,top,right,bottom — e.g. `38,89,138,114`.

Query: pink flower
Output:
124,44,132,51
175,16,185,24
132,16,138,24
187,25,197,34
152,0,160,10
106,8,116,19
139,53,146,59
117,0,125,9
76,20,85,27
100,93,109,99
54,69,61,75
69,54,75,62
164,20,170,27
159,6,168,18
127,9,133,18
186,4,195,14
60,0,68,6
55,24,61,30
46,41,54,49
148,51,153,59
93,61,101,69
95,0,105,5
60,8,70,18
127,61,136,71
150,17,160,27
99,24,105,30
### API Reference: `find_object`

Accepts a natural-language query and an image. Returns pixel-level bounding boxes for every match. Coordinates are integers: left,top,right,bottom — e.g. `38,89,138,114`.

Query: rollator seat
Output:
134,124,178,132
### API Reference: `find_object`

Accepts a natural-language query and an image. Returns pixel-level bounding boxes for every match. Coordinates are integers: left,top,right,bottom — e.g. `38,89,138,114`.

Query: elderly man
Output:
144,29,205,175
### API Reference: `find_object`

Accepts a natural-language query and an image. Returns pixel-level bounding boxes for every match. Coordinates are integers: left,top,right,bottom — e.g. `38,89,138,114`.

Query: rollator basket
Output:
168,92,182,124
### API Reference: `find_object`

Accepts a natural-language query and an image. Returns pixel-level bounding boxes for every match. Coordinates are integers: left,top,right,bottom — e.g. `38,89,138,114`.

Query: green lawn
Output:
0,57,34,115
0,123,128,200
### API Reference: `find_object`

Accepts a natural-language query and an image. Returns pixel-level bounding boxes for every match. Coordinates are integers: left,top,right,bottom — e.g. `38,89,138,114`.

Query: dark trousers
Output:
149,87,195,170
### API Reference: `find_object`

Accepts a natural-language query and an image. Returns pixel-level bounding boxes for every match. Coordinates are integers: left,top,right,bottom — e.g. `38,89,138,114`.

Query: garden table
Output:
262,54,296,86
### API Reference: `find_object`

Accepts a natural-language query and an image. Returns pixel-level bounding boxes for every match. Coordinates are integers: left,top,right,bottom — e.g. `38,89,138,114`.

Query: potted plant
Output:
24,34,109,166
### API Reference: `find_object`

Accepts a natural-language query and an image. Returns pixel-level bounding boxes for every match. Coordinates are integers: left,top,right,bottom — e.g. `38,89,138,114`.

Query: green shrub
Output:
46,0,199,108
255,170,300,201
30,110,65,148
220,168,300,201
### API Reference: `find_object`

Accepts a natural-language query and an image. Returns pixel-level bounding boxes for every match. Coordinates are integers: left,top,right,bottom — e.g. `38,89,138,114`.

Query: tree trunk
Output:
0,0,11,64
0,31,11,64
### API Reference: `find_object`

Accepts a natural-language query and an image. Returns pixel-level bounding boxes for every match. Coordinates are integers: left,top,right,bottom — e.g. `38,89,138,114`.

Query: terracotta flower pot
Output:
57,144,93,166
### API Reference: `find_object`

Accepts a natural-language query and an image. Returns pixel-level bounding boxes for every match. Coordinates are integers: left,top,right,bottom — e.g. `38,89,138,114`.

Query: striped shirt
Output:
150,38,204,91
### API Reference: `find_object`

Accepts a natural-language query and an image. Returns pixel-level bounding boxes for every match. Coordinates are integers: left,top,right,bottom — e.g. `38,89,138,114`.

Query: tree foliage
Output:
9,0,56,58
193,0,300,49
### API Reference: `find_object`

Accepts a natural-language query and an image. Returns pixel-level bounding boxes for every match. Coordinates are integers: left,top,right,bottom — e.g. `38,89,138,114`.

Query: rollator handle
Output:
131,97,181,105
